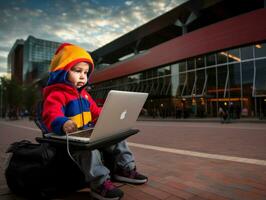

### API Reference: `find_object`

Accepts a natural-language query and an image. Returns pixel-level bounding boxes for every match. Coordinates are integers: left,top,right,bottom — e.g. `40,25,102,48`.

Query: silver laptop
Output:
44,90,148,143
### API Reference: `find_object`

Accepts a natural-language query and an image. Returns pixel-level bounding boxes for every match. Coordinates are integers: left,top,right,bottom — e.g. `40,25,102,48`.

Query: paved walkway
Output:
138,116,266,123
0,119,266,200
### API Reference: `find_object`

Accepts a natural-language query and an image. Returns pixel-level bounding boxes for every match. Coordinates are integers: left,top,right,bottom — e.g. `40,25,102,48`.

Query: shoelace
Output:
128,169,139,178
103,179,116,190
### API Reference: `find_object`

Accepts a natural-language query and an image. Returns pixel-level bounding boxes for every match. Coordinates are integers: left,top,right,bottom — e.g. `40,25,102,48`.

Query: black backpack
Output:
5,140,57,199
5,140,87,199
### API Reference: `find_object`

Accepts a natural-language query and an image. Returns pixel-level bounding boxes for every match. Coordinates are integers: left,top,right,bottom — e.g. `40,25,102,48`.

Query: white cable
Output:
66,133,84,172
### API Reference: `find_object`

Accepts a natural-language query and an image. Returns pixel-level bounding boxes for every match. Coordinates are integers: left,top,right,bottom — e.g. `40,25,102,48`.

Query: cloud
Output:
0,72,10,78
125,1,133,6
0,0,186,74
0,53,8,72
0,56,8,72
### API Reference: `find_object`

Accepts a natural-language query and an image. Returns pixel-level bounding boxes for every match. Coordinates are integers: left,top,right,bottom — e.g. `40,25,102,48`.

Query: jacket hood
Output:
43,83,78,100
47,43,94,87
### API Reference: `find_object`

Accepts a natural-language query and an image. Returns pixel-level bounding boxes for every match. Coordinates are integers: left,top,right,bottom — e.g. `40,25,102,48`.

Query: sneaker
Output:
91,179,124,200
113,167,148,184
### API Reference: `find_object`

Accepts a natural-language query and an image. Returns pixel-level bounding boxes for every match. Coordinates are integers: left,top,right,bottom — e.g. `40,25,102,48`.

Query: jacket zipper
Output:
78,94,85,128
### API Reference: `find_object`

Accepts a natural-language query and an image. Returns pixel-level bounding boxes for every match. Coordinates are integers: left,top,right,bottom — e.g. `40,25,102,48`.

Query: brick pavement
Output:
0,119,266,200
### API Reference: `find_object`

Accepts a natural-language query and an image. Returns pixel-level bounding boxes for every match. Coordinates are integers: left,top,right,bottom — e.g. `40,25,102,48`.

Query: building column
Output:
174,11,198,35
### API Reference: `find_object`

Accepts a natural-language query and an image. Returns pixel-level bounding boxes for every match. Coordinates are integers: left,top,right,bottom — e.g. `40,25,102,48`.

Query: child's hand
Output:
63,120,77,134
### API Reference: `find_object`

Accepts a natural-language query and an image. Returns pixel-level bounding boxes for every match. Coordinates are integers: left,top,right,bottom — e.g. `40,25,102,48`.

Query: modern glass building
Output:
8,36,61,84
91,43,266,118
90,0,266,119
7,39,24,84
23,36,61,84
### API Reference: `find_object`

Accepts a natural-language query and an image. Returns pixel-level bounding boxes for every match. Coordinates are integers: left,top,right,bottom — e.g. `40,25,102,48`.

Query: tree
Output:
0,77,40,119
23,84,40,114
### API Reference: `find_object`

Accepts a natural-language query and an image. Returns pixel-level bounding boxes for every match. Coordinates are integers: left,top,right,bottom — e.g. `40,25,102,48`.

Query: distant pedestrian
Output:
219,106,229,123
218,107,224,123
223,109,229,123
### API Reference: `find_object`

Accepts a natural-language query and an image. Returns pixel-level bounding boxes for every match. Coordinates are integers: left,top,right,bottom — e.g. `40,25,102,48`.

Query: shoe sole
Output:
113,175,148,184
91,191,122,200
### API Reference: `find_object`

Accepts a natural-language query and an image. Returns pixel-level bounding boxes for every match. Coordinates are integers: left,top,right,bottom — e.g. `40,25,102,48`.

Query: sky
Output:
0,0,187,76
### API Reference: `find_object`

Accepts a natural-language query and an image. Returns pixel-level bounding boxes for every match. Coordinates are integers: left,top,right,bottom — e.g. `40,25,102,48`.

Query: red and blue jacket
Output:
42,43,101,135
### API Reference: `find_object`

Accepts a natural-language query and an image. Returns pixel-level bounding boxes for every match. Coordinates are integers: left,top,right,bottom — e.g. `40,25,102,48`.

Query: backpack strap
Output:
34,100,49,136
6,140,31,153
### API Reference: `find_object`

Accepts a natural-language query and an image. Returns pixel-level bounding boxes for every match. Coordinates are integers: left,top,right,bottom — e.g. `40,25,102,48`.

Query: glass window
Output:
206,53,216,66
187,58,195,70
139,81,146,92
139,81,147,92
206,67,217,98
178,73,186,97
164,76,171,96
124,83,130,91
149,79,155,95
195,69,205,95
152,68,158,77
131,82,138,92
228,63,241,87
157,77,164,95
228,63,241,98
136,81,142,92
183,71,195,96
241,45,253,60
128,73,140,82
160,76,169,96
117,84,124,91
146,80,152,93
179,61,186,72
217,65,228,97
255,59,266,96
242,61,254,97
146,69,153,79
112,84,118,91
130,82,136,92
153,78,160,96
196,56,205,69
125,84,130,91
255,42,266,58
140,71,146,80
228,48,240,63
123,77,128,84
104,89,110,98
127,83,133,91
217,51,228,64
154,68,159,77
117,78,123,85
158,66,171,76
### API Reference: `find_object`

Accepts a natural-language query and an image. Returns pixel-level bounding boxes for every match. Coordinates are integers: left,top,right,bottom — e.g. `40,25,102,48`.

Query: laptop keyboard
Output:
69,129,93,138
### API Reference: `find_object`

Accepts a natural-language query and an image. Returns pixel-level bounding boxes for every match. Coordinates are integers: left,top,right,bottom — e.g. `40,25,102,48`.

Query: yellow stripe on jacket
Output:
69,112,92,128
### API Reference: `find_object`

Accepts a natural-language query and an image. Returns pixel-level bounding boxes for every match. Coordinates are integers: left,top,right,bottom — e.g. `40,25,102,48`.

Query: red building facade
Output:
90,1,266,118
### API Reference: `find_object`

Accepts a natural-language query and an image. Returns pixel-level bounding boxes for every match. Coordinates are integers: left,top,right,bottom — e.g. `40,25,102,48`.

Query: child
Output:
42,43,147,200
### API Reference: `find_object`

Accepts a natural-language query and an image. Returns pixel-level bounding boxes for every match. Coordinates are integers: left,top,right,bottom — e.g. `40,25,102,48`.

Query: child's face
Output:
68,62,89,88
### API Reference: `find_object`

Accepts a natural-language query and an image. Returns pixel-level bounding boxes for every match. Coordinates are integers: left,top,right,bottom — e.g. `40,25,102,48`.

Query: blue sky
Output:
0,0,187,76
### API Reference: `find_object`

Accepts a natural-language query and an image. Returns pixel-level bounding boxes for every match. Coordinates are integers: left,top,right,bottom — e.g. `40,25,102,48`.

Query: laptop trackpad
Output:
69,128,93,138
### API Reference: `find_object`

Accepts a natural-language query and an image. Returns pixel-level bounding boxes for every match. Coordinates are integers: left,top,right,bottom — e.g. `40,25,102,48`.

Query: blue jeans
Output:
72,140,135,188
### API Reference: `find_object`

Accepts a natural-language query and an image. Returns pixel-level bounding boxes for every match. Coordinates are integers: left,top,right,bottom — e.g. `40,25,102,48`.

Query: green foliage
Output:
0,77,40,113
23,85,40,111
